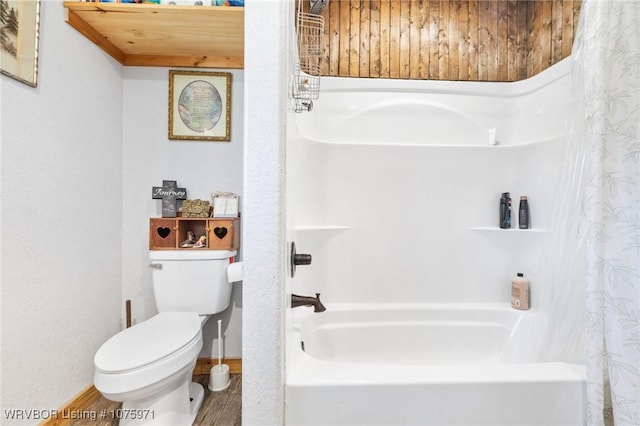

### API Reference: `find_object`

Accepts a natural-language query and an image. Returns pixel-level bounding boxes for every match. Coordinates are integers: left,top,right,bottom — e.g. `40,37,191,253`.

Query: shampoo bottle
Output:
499,192,512,229
511,273,530,310
518,196,530,229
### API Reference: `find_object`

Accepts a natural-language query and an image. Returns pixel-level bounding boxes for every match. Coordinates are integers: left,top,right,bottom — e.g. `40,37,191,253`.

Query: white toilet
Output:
94,249,237,426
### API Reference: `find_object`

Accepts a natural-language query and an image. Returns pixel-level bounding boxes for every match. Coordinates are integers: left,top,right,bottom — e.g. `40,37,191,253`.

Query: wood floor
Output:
70,375,241,426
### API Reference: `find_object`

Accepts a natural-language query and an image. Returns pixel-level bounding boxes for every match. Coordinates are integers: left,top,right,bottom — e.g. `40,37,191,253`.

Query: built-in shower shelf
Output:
469,226,549,233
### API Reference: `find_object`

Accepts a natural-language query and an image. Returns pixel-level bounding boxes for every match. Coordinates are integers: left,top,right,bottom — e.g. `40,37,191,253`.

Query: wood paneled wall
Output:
315,0,581,81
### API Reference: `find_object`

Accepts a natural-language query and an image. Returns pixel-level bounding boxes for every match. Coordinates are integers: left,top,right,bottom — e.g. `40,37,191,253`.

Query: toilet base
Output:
188,382,205,420
119,380,204,426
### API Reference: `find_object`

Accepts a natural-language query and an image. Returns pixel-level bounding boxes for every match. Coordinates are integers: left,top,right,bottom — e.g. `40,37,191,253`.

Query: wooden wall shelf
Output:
63,2,244,69
150,217,240,250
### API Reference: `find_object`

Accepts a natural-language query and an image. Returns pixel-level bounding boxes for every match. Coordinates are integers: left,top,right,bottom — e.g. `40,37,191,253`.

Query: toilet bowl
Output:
94,312,205,425
94,249,238,425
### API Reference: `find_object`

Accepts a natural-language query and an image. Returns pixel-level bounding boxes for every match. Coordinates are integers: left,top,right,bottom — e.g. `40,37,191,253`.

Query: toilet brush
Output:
208,319,230,392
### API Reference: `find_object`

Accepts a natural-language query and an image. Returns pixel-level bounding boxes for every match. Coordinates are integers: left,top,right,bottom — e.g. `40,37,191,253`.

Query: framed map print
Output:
168,70,232,141
1,0,41,87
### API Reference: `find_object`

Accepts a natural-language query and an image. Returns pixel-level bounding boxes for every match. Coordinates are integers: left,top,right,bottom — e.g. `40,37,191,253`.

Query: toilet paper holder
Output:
227,261,243,283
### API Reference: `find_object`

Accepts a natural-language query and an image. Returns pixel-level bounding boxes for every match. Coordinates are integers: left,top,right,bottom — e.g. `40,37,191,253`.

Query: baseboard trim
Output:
39,358,241,426
194,357,242,375
40,385,101,426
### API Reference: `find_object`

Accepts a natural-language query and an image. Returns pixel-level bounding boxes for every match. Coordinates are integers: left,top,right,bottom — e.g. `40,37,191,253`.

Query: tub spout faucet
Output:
291,293,326,313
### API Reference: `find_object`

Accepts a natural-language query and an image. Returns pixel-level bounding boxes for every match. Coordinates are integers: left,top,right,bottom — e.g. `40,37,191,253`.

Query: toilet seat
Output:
96,312,201,373
94,312,203,398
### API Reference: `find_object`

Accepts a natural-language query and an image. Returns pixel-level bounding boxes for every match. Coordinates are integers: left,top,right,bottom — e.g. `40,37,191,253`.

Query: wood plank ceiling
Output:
315,0,582,81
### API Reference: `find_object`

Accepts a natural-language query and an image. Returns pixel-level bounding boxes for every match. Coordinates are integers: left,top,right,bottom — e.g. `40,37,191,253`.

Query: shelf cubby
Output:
150,217,240,250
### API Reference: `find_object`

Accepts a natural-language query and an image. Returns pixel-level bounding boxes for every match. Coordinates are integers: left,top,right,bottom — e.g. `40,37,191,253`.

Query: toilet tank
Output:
149,250,237,315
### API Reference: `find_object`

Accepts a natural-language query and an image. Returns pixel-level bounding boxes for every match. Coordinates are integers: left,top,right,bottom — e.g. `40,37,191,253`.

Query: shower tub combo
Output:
285,58,586,425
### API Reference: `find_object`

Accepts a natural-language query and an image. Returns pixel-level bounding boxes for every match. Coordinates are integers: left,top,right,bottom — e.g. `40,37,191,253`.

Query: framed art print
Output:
0,0,41,87
169,70,232,141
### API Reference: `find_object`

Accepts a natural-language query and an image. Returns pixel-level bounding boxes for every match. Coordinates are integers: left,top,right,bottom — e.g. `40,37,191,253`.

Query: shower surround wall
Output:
284,57,584,425
288,58,572,308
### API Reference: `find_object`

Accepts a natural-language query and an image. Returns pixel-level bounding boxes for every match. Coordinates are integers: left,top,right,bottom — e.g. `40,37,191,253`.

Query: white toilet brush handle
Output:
217,319,223,367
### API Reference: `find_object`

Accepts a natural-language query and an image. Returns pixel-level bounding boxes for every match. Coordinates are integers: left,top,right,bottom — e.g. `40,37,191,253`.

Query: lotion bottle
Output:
511,273,530,310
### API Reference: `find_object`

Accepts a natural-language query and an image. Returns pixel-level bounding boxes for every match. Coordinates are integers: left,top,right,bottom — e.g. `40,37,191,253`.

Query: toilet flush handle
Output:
148,263,163,270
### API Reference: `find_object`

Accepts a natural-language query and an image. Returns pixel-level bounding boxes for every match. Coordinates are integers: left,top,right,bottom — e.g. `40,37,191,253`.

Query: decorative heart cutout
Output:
214,227,228,239
157,227,171,239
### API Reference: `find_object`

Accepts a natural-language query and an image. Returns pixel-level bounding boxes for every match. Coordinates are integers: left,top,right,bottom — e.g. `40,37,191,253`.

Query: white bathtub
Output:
285,304,586,426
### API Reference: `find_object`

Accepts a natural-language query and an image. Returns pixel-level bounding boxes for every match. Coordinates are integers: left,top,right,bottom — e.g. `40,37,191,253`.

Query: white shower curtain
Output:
571,1,640,425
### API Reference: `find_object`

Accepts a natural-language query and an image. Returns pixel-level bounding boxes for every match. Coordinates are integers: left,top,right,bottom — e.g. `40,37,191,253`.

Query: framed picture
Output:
1,0,41,87
169,70,232,141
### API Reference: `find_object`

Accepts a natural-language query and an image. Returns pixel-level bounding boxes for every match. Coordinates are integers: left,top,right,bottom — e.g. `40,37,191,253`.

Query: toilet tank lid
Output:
149,250,236,261
95,312,202,373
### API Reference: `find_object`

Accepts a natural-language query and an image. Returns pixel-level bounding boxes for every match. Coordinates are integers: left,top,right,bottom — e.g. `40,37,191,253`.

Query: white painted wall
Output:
0,1,248,420
242,0,288,424
121,67,244,359
0,1,123,421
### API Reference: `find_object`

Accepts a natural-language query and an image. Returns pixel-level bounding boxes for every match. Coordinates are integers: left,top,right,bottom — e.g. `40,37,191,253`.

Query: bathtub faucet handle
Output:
290,242,312,278
314,293,325,312
293,253,312,266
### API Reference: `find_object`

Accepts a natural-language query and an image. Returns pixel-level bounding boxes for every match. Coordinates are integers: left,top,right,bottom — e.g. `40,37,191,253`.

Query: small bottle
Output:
511,273,530,310
518,196,530,229
499,192,512,229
